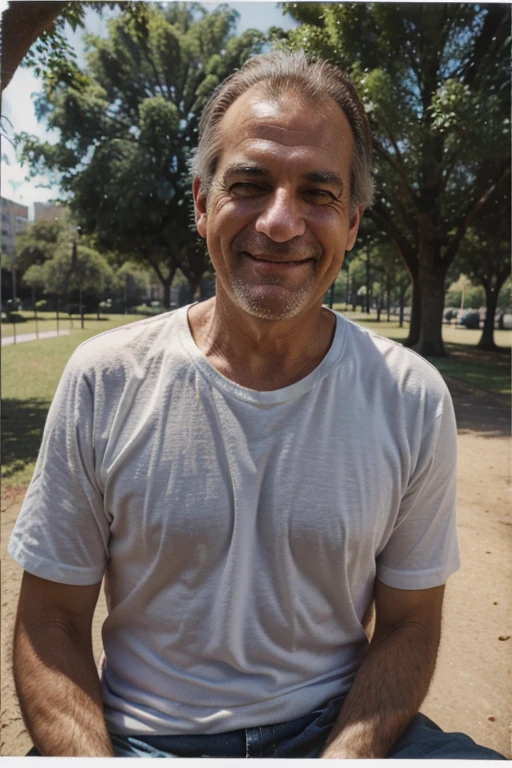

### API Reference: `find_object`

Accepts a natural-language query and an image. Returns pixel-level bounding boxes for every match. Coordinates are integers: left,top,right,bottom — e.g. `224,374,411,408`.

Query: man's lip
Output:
242,252,314,264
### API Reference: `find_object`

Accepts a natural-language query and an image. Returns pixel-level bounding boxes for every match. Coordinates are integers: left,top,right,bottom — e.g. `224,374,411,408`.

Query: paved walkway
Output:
1,329,71,346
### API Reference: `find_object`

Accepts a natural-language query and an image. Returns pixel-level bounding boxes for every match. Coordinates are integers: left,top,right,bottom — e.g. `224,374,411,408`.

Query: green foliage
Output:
281,3,510,353
22,2,149,80
19,217,115,299
15,218,65,274
17,4,264,307
23,263,46,290
498,276,512,309
455,184,510,302
45,242,115,297
445,275,485,309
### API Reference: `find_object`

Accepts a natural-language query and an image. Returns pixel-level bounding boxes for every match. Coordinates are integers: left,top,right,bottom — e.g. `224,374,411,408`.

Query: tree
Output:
15,218,63,275
116,260,152,311
19,215,115,314
280,3,510,355
454,182,511,350
31,239,115,318
17,4,264,308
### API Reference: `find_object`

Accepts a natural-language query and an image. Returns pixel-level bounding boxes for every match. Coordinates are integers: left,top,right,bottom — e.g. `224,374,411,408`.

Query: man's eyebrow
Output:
222,164,268,179
221,165,344,194
302,171,344,191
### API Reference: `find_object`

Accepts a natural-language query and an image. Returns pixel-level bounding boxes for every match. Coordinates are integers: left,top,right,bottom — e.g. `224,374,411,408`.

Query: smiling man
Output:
9,51,505,759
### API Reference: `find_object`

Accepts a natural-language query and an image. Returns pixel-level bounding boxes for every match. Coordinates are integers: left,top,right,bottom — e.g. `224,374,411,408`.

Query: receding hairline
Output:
203,83,356,188
218,81,354,131
192,50,374,209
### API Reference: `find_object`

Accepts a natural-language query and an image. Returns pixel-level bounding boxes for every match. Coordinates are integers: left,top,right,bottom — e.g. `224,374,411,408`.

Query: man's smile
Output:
241,251,316,267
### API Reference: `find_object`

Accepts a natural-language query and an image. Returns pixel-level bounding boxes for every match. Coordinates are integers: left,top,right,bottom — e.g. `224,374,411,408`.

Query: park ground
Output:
1,311,511,756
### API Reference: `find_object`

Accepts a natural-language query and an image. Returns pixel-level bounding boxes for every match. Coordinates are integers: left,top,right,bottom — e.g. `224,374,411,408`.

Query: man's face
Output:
193,86,363,321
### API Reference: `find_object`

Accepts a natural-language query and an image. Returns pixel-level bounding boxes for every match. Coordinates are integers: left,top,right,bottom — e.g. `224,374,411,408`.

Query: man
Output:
9,50,504,759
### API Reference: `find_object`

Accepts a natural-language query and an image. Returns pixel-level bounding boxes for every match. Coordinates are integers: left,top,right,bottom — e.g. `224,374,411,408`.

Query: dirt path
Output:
1,378,511,757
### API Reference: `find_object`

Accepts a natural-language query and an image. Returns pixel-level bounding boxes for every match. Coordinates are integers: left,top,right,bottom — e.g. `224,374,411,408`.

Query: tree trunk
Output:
415,267,447,357
162,279,172,310
1,2,67,91
404,274,421,346
477,285,500,350
399,288,405,328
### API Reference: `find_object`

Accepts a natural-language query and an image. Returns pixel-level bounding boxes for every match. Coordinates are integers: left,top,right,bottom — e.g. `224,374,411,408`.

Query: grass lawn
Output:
2,308,510,489
2,313,148,488
1,310,146,338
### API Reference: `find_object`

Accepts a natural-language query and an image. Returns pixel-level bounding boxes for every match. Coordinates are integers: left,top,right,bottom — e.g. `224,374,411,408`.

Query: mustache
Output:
233,233,321,261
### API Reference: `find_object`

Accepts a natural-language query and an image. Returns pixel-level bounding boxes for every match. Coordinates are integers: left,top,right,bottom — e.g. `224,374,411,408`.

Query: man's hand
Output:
13,571,114,756
321,579,445,759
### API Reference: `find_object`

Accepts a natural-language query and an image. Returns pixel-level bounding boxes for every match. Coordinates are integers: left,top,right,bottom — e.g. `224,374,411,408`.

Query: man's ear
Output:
192,177,207,239
345,205,364,252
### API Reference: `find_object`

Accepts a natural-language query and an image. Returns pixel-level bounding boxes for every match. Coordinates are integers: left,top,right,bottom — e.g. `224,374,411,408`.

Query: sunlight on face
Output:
195,86,361,323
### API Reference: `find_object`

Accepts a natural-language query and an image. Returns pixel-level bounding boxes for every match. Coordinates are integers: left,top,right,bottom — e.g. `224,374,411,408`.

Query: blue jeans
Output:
108,695,506,759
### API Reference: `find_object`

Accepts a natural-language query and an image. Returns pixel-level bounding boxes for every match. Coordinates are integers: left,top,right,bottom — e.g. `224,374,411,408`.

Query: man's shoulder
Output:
336,313,451,403
65,307,187,380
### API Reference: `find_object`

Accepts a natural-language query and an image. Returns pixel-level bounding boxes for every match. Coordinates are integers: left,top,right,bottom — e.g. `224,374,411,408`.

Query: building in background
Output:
33,201,68,223
1,196,29,306
1,196,28,257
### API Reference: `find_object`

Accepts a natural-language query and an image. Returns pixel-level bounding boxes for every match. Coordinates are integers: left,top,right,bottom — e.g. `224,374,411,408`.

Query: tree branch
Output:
443,162,510,264
368,202,418,278
1,1,69,91
373,138,419,213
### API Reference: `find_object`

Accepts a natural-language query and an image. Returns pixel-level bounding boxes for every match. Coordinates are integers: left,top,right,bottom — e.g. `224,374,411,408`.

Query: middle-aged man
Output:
9,51,505,759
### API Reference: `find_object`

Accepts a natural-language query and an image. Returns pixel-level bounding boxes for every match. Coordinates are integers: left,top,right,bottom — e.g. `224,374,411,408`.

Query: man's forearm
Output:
321,621,439,759
14,617,114,756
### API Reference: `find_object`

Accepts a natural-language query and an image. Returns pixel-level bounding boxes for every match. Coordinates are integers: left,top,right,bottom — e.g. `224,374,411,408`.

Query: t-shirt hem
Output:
8,538,105,585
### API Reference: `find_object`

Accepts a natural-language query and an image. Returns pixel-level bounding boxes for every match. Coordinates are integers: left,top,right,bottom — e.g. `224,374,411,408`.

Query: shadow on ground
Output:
1,398,50,479
445,378,511,439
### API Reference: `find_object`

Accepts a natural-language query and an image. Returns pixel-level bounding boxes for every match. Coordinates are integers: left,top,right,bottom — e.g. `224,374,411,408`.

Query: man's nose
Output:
255,188,306,241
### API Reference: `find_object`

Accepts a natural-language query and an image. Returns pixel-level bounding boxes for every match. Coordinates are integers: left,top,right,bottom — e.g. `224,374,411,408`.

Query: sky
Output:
1,2,298,219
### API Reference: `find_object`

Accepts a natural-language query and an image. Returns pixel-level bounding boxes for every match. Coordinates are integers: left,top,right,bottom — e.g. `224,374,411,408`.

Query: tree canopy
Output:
15,218,63,274
16,3,264,307
281,2,510,355
19,215,115,306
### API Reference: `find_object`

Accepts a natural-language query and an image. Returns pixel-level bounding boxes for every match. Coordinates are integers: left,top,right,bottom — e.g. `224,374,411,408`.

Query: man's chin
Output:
230,282,312,321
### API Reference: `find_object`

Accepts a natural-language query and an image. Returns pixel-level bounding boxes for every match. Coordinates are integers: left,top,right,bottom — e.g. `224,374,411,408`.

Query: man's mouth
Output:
242,251,314,265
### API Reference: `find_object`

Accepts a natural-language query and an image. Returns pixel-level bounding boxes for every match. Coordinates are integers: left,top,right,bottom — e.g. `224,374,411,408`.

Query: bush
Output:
443,307,458,323
98,299,113,313
457,309,480,329
133,304,167,315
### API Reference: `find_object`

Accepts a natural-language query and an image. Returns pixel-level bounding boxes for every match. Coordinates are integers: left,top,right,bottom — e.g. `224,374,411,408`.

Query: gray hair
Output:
192,50,374,209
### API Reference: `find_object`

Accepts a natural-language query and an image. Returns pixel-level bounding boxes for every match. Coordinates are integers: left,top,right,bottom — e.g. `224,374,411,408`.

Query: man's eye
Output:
230,183,265,198
303,189,336,205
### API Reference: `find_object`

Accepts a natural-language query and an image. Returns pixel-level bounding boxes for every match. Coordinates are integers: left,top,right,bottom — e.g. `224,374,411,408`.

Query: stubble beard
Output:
230,272,316,321
228,234,321,320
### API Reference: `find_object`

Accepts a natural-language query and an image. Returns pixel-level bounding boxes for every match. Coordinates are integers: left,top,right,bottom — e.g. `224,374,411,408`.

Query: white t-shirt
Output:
9,306,459,736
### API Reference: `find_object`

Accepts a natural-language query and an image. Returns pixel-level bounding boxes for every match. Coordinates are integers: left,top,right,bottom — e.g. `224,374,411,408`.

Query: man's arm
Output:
13,571,114,757
321,579,444,759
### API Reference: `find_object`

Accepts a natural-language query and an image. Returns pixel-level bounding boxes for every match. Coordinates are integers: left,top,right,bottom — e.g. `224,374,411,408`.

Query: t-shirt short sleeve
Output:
376,386,460,590
8,350,109,585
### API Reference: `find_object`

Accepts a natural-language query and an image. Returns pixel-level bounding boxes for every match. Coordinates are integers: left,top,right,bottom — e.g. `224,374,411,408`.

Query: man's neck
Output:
187,296,336,391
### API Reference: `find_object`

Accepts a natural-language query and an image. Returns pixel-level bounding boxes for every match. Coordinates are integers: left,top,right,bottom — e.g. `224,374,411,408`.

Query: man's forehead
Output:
217,85,354,157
